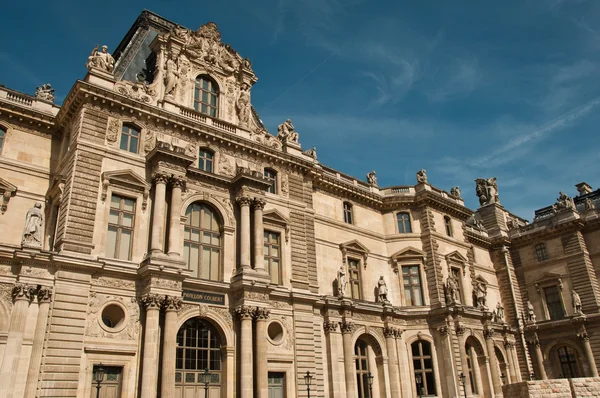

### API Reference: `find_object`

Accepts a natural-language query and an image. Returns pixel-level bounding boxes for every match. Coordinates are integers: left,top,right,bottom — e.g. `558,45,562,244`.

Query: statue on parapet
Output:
416,169,428,184
366,171,378,187
445,274,459,304
494,302,505,323
86,44,115,73
475,177,499,206
35,84,55,103
22,202,44,248
337,264,347,298
572,290,583,314
277,119,299,143
450,186,461,198
554,191,575,210
526,300,536,323
377,276,389,303
304,147,318,161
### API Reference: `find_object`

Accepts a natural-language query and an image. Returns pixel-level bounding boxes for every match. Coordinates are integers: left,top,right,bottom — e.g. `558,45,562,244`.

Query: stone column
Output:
141,294,162,398
167,177,185,257
252,198,266,272
236,306,255,398
504,342,517,384
324,321,343,398
395,330,411,398
0,284,34,398
485,330,502,396
161,296,182,398
529,335,547,380
341,320,357,398
578,329,599,377
237,196,252,269
24,286,53,398
255,307,270,398
151,173,169,253
456,329,473,396
384,327,401,398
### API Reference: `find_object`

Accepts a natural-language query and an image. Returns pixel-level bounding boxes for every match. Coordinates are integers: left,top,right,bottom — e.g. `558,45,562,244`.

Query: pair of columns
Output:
0,284,53,398
234,305,270,398
139,293,182,398
236,196,266,271
150,173,185,256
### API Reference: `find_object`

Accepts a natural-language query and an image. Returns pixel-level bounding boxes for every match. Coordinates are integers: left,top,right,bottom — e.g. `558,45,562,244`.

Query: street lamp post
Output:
200,368,210,398
94,363,105,398
458,372,467,398
367,372,374,398
304,371,313,398
415,373,423,398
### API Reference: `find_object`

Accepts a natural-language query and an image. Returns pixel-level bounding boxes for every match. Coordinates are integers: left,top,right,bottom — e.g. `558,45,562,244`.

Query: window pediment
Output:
339,239,369,268
390,246,426,274
101,170,150,210
446,250,468,275
0,177,17,214
532,272,563,294
263,209,290,242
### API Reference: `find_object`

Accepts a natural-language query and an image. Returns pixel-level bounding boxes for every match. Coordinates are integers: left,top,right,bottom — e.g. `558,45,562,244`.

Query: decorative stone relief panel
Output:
85,292,140,340
92,276,136,290
0,283,14,311
106,117,121,144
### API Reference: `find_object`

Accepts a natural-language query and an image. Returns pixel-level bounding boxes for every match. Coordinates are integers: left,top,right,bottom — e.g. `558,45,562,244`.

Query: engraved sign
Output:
182,290,225,305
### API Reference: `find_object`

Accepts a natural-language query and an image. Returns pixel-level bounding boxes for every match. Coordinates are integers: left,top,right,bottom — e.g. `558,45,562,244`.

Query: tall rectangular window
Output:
198,149,214,172
397,212,412,233
535,243,549,262
544,285,565,320
348,258,362,299
264,169,277,194
264,231,281,285
344,202,353,224
0,128,5,153
106,195,135,260
402,265,423,306
120,125,139,154
444,216,453,237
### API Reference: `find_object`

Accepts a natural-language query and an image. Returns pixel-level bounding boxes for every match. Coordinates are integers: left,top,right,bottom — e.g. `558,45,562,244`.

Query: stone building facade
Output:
0,10,599,398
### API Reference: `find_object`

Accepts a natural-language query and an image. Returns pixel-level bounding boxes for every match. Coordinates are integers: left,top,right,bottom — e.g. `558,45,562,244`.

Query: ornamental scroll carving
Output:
85,292,140,340
106,118,120,143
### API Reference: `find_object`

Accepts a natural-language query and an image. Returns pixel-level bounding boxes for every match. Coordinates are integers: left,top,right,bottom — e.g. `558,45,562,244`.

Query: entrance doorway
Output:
91,365,122,398
268,372,285,398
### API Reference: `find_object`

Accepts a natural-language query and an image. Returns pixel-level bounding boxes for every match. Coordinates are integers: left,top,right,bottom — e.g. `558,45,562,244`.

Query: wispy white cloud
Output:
425,54,480,102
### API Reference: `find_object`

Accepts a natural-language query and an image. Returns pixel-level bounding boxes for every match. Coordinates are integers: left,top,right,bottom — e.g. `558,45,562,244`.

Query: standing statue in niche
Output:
277,119,299,143
236,84,251,128
446,275,459,304
337,265,347,298
494,302,505,323
366,171,378,187
526,300,537,323
475,177,500,206
22,202,44,248
572,290,583,314
475,280,488,309
377,276,389,303
163,56,180,97
416,169,428,184
86,45,115,73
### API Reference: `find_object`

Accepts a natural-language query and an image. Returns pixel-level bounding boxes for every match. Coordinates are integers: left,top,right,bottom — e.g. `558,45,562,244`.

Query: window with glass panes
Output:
444,216,453,237
558,346,579,378
344,202,353,224
106,195,135,260
355,340,370,398
176,318,222,386
451,267,462,303
120,125,139,153
544,285,565,320
535,243,549,262
194,76,218,117
397,212,411,233
402,265,423,306
348,258,362,300
198,149,214,172
0,127,5,153
184,203,221,280
264,231,281,285
412,340,436,396
264,169,277,194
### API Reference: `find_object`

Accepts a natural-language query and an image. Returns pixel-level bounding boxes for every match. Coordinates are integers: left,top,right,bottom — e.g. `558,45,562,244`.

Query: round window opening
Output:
101,304,126,329
267,321,284,344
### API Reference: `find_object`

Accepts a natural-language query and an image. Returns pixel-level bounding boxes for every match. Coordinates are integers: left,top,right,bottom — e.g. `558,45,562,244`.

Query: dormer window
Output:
194,75,218,117
198,149,214,173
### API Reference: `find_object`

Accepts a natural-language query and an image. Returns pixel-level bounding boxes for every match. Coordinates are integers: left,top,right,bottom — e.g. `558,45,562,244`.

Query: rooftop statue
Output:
86,45,115,73
304,147,318,161
450,186,461,198
35,84,55,103
277,119,299,143
416,169,428,184
366,170,378,187
163,56,180,97
475,177,499,206
555,191,575,210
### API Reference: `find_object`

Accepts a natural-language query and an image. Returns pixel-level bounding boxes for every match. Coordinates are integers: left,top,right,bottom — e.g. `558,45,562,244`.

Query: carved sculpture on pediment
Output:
22,202,43,248
35,84,55,103
475,177,500,206
86,45,115,73
277,119,299,143
106,118,120,143
367,170,378,187
164,56,180,98
555,191,576,210
236,83,251,128
416,169,428,184
115,82,153,104
450,186,461,199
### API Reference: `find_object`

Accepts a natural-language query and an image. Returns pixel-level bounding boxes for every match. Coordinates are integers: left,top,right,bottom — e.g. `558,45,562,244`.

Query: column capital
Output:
170,175,186,190
162,296,183,312
527,333,540,348
578,329,590,341
152,172,170,184
252,198,266,210
12,283,35,302
323,320,338,334
455,324,466,336
235,305,255,320
394,329,404,339
504,340,515,349
484,329,495,340
37,286,53,303
438,325,450,337
383,326,397,338
254,307,270,321
340,320,355,334
236,195,252,207
141,293,162,310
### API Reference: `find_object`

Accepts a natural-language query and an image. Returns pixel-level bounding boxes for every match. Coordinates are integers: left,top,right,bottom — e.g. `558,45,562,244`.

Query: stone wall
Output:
502,378,600,398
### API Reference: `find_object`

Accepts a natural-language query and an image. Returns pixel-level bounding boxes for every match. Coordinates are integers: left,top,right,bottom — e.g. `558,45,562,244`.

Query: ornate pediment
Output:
339,239,370,268
0,178,18,214
532,272,563,294
446,250,468,264
101,170,150,210
390,246,426,261
263,209,290,242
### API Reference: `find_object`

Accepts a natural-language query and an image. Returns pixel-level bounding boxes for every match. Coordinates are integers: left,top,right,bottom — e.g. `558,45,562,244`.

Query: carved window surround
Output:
101,170,150,211
531,272,566,321
0,178,17,214
339,239,370,269
390,246,429,307
263,209,290,288
263,209,290,243
445,251,468,276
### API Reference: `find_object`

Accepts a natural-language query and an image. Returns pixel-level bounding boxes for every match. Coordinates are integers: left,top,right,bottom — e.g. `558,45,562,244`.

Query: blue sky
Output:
1,0,599,220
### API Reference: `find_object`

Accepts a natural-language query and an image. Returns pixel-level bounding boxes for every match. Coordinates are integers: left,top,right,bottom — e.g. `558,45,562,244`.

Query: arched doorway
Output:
175,317,223,397
354,335,384,398
494,346,510,385
464,337,491,397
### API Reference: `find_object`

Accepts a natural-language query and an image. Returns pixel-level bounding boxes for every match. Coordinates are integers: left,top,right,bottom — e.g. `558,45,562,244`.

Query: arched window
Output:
355,339,370,398
194,76,218,117
466,343,478,394
397,212,411,233
444,215,453,237
184,203,221,280
343,202,353,224
557,346,579,378
412,340,436,396
198,149,214,172
176,318,222,394
120,124,140,154
264,169,277,194
0,126,6,153
495,346,509,385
